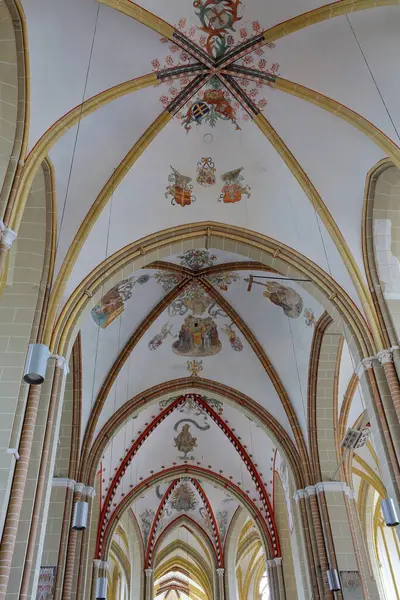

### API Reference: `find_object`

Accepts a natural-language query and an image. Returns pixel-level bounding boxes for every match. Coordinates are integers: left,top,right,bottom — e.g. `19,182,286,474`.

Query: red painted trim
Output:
99,465,277,560
145,479,179,566
96,394,280,556
151,514,218,565
190,479,224,568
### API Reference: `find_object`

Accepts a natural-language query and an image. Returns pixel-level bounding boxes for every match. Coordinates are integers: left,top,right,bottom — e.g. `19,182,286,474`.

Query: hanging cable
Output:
56,4,101,254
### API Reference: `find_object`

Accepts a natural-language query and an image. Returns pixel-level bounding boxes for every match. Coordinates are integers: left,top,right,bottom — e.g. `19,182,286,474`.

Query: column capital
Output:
51,354,70,374
273,557,282,566
377,349,393,365
0,222,17,248
52,477,75,490
93,559,102,569
293,489,306,501
145,568,153,578
216,568,225,577
74,482,85,494
83,485,96,498
361,357,378,371
266,559,276,569
315,481,355,498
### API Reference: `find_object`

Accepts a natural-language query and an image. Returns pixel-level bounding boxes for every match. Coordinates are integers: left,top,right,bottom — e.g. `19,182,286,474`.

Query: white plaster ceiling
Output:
17,0,400,559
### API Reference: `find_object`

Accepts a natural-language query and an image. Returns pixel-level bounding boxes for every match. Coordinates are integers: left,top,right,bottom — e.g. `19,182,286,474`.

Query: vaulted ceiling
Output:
16,0,400,574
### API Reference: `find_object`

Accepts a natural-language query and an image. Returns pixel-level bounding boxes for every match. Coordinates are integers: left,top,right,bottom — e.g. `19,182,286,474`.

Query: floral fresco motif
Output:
153,272,183,292
168,282,213,317
187,359,204,377
207,271,240,291
140,509,155,546
91,274,150,328
148,323,175,350
166,166,196,207
221,322,243,351
197,157,216,187
219,167,250,203
159,394,223,415
168,282,226,320
179,249,217,271
172,315,222,356
304,308,315,327
216,510,229,540
169,481,198,511
194,0,241,59
181,77,240,133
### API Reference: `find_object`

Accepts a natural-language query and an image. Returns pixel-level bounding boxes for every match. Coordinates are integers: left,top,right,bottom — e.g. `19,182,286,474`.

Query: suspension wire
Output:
56,4,101,253
346,15,400,144
287,315,308,436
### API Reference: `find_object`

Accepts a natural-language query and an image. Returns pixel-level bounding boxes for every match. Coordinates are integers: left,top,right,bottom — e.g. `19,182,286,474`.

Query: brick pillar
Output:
62,484,84,600
306,492,333,599
0,383,42,600
377,349,400,431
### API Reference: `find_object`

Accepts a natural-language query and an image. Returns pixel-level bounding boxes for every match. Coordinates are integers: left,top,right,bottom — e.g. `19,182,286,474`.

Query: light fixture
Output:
23,343,50,384
327,569,341,592
96,577,107,600
72,500,88,530
381,498,399,527
341,427,371,450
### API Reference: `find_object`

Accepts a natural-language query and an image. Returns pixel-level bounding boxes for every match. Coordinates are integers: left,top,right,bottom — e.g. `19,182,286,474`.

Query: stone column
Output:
144,568,153,600
91,560,102,600
274,558,286,600
76,487,96,600
216,568,225,600
266,559,281,600
377,349,400,438
361,359,400,508
316,482,380,600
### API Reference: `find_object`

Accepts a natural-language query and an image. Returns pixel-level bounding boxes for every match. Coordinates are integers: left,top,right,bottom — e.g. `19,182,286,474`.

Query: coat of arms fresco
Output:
196,157,216,187
165,166,196,207
219,167,251,203
181,78,241,133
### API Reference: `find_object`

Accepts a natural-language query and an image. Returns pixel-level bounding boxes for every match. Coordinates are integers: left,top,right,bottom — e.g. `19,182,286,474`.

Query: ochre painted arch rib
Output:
8,72,158,231
44,109,172,342
274,77,400,169
253,112,384,349
98,0,174,39
262,0,400,44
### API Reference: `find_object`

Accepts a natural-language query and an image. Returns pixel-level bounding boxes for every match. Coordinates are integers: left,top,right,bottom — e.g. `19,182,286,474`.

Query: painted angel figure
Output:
222,322,243,351
148,323,175,350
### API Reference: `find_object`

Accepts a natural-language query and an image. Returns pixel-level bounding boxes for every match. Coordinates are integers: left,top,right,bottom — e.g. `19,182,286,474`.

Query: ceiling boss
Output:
151,0,279,132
